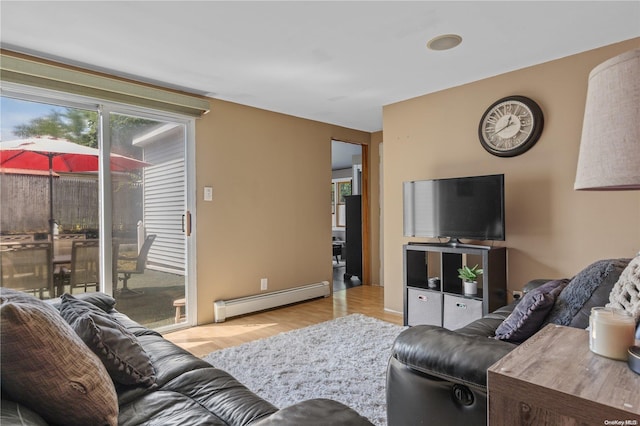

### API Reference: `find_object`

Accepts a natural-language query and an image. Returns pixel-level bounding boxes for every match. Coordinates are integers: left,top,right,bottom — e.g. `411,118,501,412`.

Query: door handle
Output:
182,211,192,236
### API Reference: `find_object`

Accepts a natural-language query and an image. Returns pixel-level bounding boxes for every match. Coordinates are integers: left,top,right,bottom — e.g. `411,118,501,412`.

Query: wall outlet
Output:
260,278,268,291
512,290,523,300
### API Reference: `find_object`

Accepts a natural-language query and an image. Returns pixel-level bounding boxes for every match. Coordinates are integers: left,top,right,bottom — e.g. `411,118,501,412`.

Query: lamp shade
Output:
574,48,640,190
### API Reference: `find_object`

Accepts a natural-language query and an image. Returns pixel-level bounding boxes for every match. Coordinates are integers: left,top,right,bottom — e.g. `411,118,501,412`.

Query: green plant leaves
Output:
457,264,483,282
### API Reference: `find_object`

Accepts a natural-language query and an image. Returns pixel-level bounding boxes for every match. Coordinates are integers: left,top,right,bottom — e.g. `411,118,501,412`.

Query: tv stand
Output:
403,243,507,329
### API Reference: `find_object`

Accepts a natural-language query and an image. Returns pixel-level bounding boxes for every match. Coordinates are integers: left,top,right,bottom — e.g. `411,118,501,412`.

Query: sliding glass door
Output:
108,112,189,328
1,90,193,330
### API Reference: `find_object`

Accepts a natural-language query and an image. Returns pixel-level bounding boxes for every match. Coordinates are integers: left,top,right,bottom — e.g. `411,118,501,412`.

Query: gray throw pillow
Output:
495,279,569,343
59,293,157,387
545,259,629,327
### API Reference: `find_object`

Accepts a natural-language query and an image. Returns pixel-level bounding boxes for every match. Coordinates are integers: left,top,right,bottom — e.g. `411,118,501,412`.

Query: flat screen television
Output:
403,174,505,243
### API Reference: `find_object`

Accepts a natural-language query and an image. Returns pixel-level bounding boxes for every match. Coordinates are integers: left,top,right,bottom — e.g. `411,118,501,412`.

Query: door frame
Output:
361,143,370,286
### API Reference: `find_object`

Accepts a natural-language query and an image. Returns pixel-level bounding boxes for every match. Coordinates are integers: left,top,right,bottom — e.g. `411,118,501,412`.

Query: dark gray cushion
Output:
495,279,569,343
47,291,116,312
59,293,156,387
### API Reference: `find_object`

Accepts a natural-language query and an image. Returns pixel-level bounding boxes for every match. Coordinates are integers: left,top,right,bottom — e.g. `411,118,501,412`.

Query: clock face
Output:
478,96,544,157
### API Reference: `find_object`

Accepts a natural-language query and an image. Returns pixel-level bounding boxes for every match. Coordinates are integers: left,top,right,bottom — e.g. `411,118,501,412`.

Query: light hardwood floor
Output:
165,285,402,358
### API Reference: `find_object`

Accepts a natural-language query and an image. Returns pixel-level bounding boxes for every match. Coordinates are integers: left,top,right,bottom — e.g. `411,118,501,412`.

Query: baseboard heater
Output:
213,281,330,323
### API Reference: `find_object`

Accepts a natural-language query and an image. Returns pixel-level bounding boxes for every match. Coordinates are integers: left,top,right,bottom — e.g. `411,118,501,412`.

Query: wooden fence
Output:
1,173,142,236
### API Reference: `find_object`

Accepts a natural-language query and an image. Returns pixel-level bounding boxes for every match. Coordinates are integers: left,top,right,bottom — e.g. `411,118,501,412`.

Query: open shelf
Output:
403,243,507,328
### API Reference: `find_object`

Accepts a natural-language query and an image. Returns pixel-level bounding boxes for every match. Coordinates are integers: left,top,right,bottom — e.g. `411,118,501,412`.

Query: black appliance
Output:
344,195,362,281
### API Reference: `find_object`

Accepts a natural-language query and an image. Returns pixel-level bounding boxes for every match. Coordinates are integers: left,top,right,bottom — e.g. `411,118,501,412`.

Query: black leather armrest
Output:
249,399,373,426
391,325,517,387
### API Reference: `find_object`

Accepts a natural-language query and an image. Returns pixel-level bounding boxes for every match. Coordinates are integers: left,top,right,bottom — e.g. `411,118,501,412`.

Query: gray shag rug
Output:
202,314,406,426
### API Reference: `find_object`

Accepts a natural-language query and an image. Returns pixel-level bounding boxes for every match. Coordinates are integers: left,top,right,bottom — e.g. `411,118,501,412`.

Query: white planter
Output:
463,280,478,295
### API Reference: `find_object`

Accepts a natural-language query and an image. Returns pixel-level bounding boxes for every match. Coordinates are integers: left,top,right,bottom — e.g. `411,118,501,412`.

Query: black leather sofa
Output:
1,290,373,426
386,257,636,426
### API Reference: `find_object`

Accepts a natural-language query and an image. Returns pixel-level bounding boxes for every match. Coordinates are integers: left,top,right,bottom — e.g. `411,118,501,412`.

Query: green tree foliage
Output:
13,108,98,147
12,108,160,159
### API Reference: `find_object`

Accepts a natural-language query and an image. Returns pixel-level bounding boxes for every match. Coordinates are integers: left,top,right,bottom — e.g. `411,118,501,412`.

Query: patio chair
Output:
68,239,100,293
0,242,53,299
115,234,156,296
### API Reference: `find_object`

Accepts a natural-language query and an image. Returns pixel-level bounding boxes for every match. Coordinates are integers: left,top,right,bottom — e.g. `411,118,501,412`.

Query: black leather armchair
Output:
386,303,517,426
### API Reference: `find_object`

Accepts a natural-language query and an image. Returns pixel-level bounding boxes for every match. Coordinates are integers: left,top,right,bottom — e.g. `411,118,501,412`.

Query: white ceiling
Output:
1,1,639,133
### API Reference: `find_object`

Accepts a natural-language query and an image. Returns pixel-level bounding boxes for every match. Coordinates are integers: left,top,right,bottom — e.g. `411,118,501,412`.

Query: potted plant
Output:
458,264,483,295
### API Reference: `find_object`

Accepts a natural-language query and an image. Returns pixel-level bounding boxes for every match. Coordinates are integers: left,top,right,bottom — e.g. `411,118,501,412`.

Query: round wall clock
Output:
478,95,544,157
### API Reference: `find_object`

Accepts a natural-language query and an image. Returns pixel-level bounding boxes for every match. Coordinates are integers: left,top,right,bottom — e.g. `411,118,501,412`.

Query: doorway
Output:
331,140,364,291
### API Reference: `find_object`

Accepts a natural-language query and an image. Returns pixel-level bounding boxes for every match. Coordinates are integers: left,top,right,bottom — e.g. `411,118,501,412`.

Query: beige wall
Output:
382,38,640,313
194,99,372,324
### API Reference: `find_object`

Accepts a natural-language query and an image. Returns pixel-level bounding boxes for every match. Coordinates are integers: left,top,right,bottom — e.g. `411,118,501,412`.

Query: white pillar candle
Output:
589,307,636,361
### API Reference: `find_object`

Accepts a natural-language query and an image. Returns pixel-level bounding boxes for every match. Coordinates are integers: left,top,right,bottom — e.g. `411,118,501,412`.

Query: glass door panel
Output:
1,96,99,299
109,112,187,328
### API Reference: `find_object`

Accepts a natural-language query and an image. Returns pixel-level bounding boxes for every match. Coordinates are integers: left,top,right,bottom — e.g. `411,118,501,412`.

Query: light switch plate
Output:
204,186,213,201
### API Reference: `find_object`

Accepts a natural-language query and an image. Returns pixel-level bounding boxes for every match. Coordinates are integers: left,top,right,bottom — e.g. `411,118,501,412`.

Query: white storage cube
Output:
407,288,442,326
443,294,483,330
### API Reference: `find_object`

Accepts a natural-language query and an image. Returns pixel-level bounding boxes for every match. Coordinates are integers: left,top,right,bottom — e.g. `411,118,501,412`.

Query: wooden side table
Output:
488,324,639,425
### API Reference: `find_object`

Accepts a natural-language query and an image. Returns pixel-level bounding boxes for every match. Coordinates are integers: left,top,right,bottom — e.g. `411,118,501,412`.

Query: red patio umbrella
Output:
0,136,151,238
